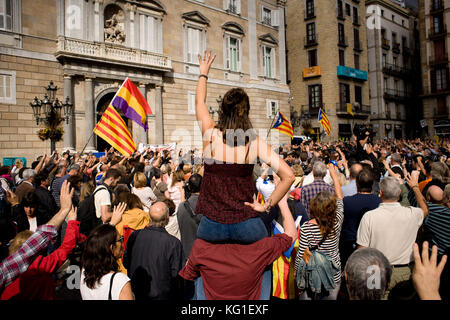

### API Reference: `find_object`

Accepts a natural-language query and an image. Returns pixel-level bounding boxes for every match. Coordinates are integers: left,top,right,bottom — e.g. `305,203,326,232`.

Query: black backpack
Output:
77,186,112,237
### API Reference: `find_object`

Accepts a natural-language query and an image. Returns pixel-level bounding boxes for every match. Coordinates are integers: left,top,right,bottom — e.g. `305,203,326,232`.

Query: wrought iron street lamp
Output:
29,81,73,153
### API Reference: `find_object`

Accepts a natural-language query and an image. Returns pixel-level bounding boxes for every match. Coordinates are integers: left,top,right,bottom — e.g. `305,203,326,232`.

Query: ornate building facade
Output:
0,0,290,163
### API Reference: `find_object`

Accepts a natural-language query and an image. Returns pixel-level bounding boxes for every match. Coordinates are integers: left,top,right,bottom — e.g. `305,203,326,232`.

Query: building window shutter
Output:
271,47,276,78
237,38,241,71
430,69,437,92
318,84,323,108
272,9,280,27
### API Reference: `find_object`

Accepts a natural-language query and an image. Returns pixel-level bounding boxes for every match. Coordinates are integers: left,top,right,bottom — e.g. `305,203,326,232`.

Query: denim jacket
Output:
295,249,340,294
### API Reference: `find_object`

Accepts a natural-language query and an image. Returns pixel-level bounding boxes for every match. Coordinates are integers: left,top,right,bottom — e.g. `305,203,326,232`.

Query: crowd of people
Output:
0,52,449,301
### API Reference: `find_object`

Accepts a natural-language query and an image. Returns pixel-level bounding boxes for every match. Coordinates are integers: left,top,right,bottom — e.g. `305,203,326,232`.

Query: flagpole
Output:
80,131,95,155
266,107,280,139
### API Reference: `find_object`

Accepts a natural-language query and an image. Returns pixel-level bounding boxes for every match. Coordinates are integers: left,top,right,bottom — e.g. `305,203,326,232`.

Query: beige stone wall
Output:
0,54,64,163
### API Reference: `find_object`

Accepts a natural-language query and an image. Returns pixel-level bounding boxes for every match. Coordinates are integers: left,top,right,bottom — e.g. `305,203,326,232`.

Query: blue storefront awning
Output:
337,65,367,81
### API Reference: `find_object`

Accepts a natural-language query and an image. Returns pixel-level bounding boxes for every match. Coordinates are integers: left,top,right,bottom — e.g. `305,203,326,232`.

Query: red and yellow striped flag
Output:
94,105,137,156
318,108,331,136
271,112,294,138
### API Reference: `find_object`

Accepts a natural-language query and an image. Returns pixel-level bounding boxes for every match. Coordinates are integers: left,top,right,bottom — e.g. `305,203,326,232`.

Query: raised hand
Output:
59,180,74,213
412,242,447,300
198,51,216,76
110,202,127,226
6,190,19,206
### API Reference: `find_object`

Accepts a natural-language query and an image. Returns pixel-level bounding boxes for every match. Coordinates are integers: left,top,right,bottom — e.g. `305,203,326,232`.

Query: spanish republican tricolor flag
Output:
271,112,294,138
111,78,153,131
94,105,137,157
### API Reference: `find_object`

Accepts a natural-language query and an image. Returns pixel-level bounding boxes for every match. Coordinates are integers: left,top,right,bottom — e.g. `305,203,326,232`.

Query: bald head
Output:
427,185,444,204
350,163,363,180
149,202,169,227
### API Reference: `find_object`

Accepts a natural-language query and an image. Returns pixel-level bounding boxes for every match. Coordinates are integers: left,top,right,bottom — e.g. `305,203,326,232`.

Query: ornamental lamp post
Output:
29,81,74,153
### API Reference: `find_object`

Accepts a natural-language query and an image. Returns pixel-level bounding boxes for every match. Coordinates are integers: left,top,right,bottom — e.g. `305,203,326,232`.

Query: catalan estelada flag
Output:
272,216,302,299
94,105,137,157
318,108,331,136
110,78,152,131
271,112,293,138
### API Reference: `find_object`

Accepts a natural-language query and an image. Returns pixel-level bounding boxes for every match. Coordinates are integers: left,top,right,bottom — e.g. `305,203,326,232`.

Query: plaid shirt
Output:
300,179,335,216
0,224,57,293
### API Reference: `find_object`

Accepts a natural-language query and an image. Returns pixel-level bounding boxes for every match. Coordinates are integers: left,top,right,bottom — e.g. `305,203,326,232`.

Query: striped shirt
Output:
424,203,450,256
294,199,344,284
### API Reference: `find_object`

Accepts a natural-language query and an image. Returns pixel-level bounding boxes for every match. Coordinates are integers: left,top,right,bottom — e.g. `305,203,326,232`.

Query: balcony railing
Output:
354,40,363,52
384,88,409,102
262,17,272,25
304,7,316,20
422,84,450,95
55,36,172,70
301,104,321,117
336,102,370,118
428,25,447,39
430,0,444,13
338,36,348,47
429,54,449,66
304,34,318,47
382,62,412,78
392,42,401,54
227,4,238,14
381,38,390,50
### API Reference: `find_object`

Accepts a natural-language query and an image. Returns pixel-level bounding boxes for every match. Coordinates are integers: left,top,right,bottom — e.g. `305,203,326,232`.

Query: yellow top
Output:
116,207,150,275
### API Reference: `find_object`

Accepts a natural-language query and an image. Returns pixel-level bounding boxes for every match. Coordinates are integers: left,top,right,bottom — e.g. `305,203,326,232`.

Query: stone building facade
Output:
366,0,421,139
286,0,370,141
0,0,290,163
418,0,450,139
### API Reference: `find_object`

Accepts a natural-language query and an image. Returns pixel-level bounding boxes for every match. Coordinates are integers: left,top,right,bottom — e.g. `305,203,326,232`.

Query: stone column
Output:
277,5,287,84
248,0,258,80
63,75,75,152
84,77,97,152
138,83,148,144
154,85,164,144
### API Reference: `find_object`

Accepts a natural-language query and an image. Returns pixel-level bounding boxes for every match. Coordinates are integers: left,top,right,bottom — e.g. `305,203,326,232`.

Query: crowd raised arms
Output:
0,66,449,302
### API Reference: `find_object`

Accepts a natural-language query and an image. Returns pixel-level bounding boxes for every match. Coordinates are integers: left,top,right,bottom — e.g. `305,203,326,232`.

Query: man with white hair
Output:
300,161,335,215
356,175,429,299
123,202,184,300
14,169,36,203
344,248,392,300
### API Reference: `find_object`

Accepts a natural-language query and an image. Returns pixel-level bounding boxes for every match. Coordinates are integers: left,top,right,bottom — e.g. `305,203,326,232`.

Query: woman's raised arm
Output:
196,51,217,137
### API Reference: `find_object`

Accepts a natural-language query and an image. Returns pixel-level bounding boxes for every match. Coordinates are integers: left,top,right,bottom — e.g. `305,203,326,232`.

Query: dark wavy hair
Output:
309,190,338,237
216,88,255,146
81,224,119,289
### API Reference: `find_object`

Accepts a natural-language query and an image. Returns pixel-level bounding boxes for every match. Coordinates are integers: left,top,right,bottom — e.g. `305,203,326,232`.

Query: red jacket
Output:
1,220,86,300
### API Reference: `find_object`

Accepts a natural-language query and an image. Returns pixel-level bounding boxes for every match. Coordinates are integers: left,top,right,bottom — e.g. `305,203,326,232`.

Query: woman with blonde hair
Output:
132,172,157,212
